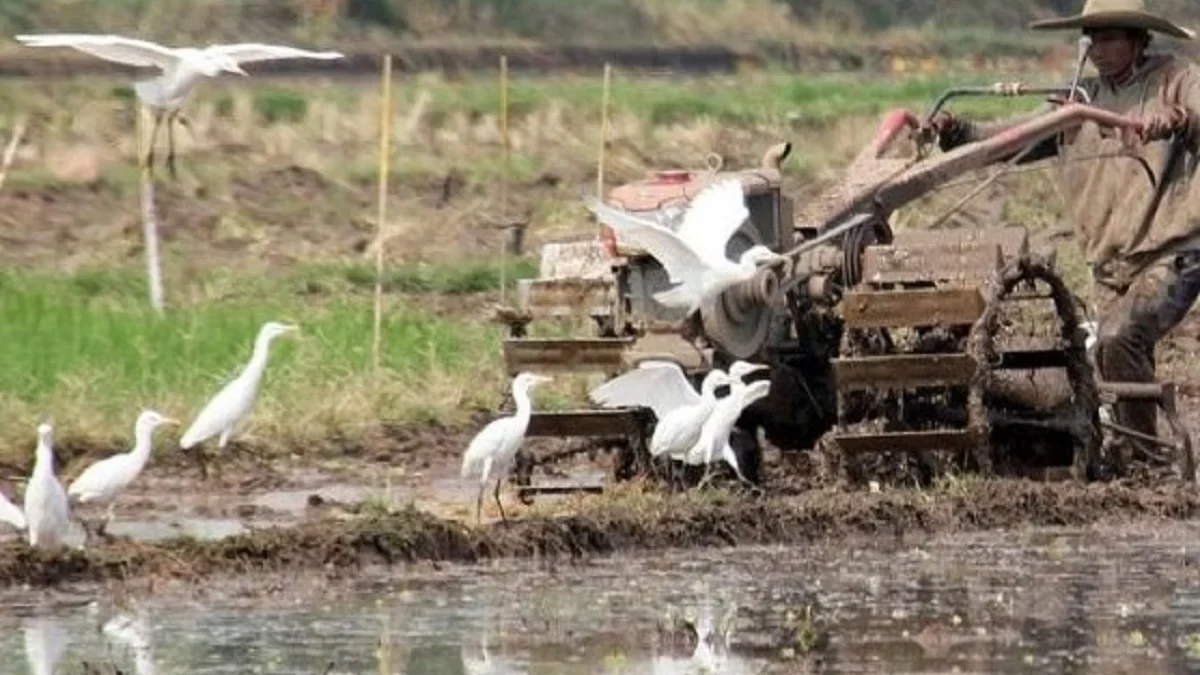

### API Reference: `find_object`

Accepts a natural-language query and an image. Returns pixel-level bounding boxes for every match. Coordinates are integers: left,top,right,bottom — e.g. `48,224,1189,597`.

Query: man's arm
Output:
935,104,1062,163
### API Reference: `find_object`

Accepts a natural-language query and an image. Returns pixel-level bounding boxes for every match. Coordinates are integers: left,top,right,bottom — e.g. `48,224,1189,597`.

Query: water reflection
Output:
22,609,68,675
0,522,1199,673
103,607,157,675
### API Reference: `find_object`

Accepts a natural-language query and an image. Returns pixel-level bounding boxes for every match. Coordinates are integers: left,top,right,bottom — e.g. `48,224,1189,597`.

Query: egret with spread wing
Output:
589,360,728,460
583,177,785,315
687,373,772,489
461,372,552,524
68,409,179,535
180,321,298,479
0,489,25,532
23,423,71,549
14,34,344,177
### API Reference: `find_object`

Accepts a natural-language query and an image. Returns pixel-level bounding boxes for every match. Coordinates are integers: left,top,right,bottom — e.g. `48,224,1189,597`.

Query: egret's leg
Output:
475,482,486,524
493,478,507,524
143,109,166,175
98,502,116,537
165,109,180,180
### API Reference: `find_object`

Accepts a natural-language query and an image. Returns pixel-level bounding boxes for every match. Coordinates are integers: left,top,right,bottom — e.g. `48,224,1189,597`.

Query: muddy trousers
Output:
1093,250,1200,463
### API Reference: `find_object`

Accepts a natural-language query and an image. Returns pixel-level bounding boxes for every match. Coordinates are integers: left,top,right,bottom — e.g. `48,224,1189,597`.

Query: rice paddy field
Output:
4,21,1200,672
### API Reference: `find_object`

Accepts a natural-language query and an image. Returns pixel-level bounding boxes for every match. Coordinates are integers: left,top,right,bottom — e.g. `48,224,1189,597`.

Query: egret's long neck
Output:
242,334,275,381
33,440,52,477
513,383,534,423
700,373,724,399
131,424,155,465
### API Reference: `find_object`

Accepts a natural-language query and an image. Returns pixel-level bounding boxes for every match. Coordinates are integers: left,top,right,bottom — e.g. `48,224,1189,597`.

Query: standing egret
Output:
0,488,26,531
13,34,344,178
461,372,552,524
23,423,71,549
68,409,179,535
688,376,772,489
583,178,786,315
180,321,298,478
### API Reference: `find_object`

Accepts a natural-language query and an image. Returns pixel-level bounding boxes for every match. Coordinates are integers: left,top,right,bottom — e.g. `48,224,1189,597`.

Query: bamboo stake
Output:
0,114,27,191
596,62,612,234
372,54,394,373
499,54,510,305
136,105,164,313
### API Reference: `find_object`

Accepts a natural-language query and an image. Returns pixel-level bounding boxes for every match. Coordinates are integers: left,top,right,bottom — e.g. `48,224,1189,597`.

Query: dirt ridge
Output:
4,479,1199,588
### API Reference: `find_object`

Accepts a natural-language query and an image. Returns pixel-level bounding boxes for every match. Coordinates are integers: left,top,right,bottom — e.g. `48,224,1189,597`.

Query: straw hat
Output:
1029,0,1196,40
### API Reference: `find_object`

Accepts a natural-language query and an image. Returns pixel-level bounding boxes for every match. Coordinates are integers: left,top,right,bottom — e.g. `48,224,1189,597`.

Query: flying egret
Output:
0,488,26,531
23,423,71,549
180,321,298,479
68,409,179,535
13,34,344,178
583,177,786,315
461,372,552,524
688,376,772,489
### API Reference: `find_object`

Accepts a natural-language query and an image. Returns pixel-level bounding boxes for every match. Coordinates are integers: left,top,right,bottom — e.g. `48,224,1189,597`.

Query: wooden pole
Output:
499,54,510,305
136,105,164,313
596,62,612,235
0,114,27,192
372,54,394,373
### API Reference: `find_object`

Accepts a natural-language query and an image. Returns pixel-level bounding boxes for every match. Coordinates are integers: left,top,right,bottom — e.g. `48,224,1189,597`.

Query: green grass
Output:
0,260,544,460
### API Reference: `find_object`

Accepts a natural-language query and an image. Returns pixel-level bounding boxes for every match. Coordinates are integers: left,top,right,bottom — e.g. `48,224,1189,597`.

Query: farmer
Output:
925,0,1200,469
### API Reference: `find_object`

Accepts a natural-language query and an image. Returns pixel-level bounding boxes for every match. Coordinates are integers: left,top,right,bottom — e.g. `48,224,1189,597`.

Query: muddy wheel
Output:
970,251,1102,480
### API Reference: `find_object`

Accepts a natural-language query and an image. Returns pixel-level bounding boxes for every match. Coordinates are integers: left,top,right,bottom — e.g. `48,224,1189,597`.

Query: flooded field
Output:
3,520,1200,673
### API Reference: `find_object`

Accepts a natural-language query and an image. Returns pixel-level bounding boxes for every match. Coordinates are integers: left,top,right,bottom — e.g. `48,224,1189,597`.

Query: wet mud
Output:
3,464,1200,589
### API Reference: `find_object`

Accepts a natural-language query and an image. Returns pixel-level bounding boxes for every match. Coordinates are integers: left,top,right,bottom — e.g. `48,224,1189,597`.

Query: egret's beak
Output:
743,363,770,374
163,418,181,427
230,64,249,76
535,375,553,384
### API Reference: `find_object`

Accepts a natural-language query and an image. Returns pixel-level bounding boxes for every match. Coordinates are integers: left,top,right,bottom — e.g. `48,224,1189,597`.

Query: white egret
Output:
0,488,26,531
461,372,552,524
589,360,768,484
23,423,71,549
688,376,772,489
589,360,730,462
14,34,344,177
180,321,298,478
583,178,786,315
68,409,179,535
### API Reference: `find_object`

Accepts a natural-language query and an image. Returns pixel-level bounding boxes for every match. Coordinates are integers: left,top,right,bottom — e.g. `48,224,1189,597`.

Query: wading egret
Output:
0,489,26,531
14,34,344,177
583,178,786,315
23,423,71,549
688,376,772,489
180,321,298,478
461,372,552,524
68,409,179,534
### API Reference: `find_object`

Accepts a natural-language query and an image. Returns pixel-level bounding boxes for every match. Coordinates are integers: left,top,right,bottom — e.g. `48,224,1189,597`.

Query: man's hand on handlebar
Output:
1137,105,1189,143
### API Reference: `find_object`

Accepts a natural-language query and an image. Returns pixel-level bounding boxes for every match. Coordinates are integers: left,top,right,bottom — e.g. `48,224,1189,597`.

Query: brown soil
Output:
0,162,570,269
3,472,1198,589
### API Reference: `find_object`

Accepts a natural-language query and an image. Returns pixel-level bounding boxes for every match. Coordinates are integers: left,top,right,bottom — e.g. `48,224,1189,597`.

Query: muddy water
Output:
3,520,1200,673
